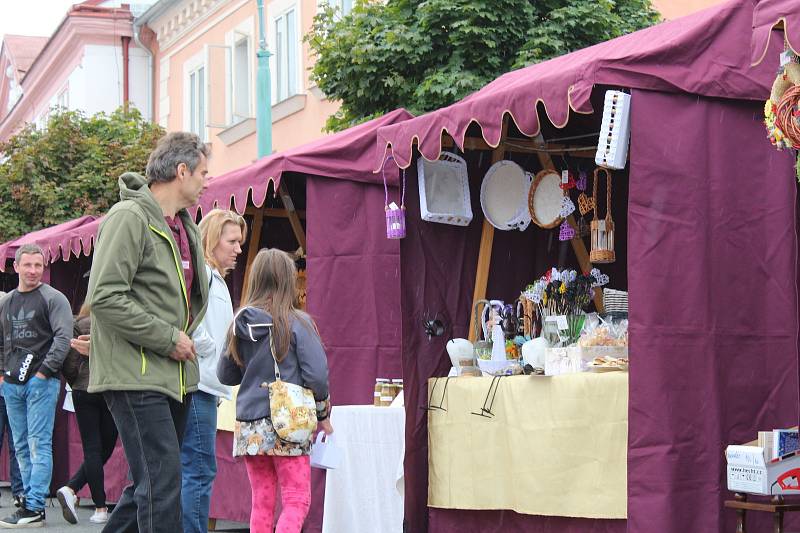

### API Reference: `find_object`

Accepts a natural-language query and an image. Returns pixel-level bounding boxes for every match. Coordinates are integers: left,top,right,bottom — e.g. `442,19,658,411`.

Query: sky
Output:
0,0,86,43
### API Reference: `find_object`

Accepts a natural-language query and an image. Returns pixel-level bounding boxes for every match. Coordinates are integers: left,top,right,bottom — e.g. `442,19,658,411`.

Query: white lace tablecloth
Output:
322,405,405,533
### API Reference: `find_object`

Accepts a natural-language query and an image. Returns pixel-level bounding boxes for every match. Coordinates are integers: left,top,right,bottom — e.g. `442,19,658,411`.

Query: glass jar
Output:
380,381,394,406
374,379,388,406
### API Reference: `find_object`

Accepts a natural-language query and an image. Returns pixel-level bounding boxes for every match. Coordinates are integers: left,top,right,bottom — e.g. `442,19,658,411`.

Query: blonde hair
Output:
226,248,318,367
198,209,247,275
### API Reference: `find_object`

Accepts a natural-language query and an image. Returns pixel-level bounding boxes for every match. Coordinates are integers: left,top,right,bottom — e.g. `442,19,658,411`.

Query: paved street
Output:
0,487,249,532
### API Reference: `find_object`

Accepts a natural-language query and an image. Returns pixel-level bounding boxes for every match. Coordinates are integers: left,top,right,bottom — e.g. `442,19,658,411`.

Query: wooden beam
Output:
467,117,509,342
244,206,307,219
532,134,604,313
441,136,598,159
278,181,307,254
241,206,265,302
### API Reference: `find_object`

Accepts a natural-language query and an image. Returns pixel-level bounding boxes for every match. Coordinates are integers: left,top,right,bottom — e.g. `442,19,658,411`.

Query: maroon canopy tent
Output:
374,1,800,532
0,215,101,273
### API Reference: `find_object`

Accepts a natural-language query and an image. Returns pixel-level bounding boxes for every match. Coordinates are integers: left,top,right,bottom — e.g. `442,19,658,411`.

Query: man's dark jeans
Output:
102,390,192,533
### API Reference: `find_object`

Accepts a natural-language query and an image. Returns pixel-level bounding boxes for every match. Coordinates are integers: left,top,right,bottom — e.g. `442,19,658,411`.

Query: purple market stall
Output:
375,0,800,532
0,109,413,531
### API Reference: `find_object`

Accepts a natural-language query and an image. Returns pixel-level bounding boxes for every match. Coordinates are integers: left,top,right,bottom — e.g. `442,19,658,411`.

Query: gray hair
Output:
15,243,44,263
145,132,209,185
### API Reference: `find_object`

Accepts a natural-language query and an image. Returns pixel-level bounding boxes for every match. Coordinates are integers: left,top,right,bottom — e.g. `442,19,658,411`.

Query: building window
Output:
189,66,206,141
56,89,68,110
336,0,352,15
232,32,252,122
274,7,298,103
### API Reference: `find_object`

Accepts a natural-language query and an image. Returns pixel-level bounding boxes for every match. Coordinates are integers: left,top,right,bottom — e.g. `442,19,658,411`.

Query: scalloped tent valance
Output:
192,108,413,219
0,109,413,269
751,0,800,66
376,0,783,170
0,215,102,272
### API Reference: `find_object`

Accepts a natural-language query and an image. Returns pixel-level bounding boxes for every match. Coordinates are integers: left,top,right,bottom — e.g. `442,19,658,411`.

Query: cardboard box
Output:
726,445,800,496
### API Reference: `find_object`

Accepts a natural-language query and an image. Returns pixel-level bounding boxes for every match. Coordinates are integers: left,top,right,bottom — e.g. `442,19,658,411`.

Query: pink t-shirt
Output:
164,215,194,306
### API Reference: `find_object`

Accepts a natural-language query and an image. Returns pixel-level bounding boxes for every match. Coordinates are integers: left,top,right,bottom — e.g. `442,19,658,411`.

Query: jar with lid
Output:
374,379,389,406
380,381,394,406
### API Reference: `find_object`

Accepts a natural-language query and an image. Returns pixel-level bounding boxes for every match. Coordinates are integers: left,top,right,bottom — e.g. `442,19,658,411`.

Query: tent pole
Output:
467,116,508,342
241,206,265,302
278,181,307,254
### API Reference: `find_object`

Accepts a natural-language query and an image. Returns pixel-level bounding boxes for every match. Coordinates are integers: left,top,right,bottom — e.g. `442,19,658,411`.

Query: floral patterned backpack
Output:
262,325,318,444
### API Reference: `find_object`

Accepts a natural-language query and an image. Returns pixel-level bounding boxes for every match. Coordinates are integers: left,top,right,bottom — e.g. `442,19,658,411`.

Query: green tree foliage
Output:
307,0,660,131
0,107,164,241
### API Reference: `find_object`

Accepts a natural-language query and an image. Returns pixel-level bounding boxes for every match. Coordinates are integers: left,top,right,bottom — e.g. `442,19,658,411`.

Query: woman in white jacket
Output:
181,209,246,533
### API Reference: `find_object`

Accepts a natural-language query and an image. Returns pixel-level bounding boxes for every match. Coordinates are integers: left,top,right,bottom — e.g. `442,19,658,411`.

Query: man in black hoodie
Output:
0,243,72,528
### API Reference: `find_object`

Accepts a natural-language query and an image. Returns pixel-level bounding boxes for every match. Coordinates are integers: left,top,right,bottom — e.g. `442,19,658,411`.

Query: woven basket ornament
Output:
577,192,594,216
589,168,615,264
766,61,800,149
528,170,565,229
382,156,406,239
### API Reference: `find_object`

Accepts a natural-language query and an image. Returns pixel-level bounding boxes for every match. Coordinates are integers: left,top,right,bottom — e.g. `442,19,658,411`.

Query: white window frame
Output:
183,51,207,141
316,0,353,16
56,87,69,110
269,0,302,105
225,16,255,125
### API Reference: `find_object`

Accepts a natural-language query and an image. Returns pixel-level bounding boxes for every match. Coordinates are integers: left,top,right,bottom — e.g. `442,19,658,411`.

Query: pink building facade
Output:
137,0,342,177
0,1,154,143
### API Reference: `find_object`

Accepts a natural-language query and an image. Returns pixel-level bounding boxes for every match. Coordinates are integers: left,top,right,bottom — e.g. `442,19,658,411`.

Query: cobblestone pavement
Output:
0,486,249,532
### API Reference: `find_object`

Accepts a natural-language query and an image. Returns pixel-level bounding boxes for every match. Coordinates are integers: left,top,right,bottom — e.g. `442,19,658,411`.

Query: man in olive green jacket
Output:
85,132,209,533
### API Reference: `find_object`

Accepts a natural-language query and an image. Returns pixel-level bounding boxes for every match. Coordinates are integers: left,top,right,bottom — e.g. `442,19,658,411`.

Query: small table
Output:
724,492,800,533
321,405,405,533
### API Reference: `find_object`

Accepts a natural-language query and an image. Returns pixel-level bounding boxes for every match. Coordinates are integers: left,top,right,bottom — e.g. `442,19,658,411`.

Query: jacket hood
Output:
119,172,148,201
234,307,273,342
118,172,166,222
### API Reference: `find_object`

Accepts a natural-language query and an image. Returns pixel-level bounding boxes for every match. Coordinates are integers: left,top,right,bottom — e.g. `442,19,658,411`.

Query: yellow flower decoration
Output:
559,283,567,294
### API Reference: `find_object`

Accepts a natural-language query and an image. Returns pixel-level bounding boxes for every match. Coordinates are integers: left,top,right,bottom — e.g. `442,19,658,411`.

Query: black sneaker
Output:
0,507,44,528
11,497,22,510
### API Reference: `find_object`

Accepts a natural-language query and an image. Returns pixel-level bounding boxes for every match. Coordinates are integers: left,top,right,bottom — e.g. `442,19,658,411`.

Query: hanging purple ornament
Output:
558,220,576,241
576,170,588,191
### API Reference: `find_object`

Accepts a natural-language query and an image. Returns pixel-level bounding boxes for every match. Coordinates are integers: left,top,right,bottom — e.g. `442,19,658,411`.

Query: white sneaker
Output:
89,510,108,524
55,487,78,525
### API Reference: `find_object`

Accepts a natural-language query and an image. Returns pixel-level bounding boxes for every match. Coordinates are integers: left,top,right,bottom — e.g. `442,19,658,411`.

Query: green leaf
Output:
0,107,164,241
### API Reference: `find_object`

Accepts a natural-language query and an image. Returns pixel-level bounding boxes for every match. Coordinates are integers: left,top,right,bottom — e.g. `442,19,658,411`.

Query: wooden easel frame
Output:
466,117,604,342
240,179,308,300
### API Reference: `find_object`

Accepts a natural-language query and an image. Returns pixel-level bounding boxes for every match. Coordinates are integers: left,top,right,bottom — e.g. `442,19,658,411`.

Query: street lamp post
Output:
256,0,273,157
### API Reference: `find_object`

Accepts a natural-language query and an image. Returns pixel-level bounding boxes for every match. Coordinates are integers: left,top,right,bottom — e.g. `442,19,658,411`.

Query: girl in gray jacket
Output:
217,248,332,533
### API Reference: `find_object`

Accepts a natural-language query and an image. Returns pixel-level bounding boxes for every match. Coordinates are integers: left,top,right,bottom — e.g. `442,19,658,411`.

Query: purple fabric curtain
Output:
399,151,631,532
304,176,403,532
627,89,799,533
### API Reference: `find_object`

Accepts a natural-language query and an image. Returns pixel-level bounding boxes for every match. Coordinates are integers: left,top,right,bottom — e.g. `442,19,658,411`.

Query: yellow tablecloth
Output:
216,386,238,432
427,372,628,519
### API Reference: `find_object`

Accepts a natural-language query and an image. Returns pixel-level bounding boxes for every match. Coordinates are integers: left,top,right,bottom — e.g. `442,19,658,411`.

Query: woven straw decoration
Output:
577,192,594,216
589,168,615,264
